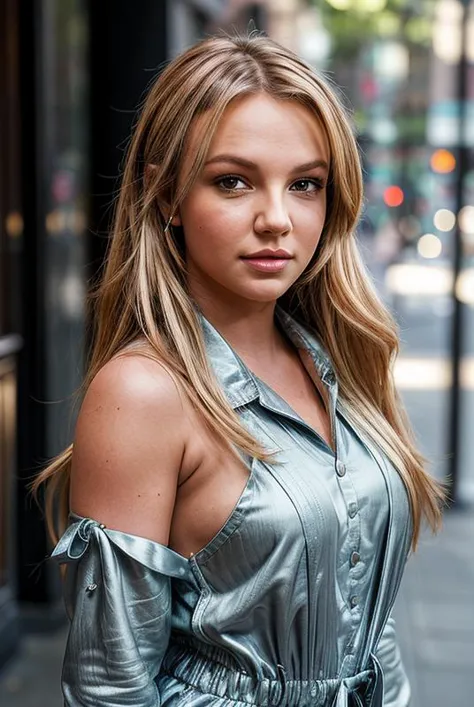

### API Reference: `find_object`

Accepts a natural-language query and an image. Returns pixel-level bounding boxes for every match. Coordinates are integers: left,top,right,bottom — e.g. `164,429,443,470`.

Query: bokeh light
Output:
459,205,474,233
433,0,463,64
383,185,404,207
325,0,388,13
418,233,442,259
375,13,401,36
5,211,24,238
430,149,456,174
385,263,452,295
405,17,432,44
357,0,387,11
325,0,352,9
376,41,409,79
434,208,456,232
456,269,474,306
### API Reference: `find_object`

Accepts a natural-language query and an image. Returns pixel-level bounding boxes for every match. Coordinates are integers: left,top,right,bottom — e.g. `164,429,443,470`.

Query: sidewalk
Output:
0,626,65,707
394,506,474,705
1,506,473,706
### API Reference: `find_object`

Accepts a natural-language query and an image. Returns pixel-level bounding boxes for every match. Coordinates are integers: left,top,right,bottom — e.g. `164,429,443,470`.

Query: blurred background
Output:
0,0,473,704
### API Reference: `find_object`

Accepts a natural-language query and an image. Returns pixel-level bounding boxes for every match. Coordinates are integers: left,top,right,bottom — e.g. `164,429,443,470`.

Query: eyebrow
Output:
204,154,329,173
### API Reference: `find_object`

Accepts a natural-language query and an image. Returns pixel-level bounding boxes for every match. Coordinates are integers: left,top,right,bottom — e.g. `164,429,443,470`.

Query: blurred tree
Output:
311,0,435,62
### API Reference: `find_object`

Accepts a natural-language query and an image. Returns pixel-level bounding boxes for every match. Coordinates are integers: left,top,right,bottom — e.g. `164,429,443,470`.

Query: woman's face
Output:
172,93,330,309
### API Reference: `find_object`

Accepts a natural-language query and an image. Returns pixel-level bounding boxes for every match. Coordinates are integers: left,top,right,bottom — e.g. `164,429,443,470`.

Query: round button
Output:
324,371,336,386
348,502,358,518
350,551,361,567
350,595,360,608
336,460,346,477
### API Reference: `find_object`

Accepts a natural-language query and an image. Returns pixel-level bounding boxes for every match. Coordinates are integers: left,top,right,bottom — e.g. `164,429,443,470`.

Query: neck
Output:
195,298,287,367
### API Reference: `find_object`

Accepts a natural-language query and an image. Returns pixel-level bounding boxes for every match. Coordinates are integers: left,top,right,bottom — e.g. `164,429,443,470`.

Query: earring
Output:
164,215,174,233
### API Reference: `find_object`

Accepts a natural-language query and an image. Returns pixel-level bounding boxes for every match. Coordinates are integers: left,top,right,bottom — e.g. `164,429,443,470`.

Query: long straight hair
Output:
32,33,444,547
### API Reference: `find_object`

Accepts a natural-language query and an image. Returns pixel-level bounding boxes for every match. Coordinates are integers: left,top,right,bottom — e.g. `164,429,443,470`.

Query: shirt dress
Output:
52,307,413,707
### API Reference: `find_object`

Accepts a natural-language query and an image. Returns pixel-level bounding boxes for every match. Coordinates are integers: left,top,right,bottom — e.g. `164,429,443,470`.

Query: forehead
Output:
190,92,330,167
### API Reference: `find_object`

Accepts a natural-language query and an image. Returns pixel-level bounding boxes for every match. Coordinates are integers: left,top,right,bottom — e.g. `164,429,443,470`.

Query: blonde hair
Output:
33,33,444,547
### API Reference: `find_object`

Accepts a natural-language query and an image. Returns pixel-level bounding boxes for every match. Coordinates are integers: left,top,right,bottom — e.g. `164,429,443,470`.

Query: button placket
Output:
350,551,361,567
335,451,364,619
349,595,360,609
348,502,358,518
331,413,366,622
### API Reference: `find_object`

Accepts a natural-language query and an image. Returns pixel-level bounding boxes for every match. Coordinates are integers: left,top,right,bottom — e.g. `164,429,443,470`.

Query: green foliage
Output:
311,0,436,61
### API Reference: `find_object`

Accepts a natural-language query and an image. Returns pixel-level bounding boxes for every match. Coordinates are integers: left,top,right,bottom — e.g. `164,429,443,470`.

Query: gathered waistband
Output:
160,638,379,707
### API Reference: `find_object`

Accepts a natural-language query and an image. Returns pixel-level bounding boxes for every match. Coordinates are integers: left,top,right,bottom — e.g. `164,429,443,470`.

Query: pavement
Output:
0,628,65,707
394,508,474,706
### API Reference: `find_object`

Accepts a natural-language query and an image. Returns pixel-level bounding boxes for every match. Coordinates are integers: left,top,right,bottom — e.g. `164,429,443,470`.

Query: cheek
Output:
180,193,249,250
180,203,234,263
180,189,217,231
299,198,327,242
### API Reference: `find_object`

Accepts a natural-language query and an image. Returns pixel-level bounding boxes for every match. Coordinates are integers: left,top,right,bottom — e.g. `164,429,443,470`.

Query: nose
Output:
254,190,292,237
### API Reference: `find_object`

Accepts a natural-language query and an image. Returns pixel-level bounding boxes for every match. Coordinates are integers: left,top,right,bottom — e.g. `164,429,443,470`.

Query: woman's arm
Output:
54,518,194,707
70,354,186,542
56,354,189,706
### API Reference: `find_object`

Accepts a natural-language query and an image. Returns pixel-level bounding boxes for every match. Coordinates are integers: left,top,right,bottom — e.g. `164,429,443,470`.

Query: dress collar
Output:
198,306,336,411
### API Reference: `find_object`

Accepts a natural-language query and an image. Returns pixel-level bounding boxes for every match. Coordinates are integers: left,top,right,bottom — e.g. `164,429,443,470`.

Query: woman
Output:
34,34,443,706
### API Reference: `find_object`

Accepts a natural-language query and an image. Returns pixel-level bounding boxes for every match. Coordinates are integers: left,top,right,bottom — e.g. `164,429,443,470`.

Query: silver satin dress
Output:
52,308,413,707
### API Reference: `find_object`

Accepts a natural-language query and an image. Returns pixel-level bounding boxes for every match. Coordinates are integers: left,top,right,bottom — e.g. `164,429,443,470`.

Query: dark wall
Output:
13,0,170,620
16,0,89,622
88,0,168,273
0,0,23,665
15,0,49,611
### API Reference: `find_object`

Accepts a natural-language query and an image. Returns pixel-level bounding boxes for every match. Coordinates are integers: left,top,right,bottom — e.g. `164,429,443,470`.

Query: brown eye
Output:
216,175,247,192
291,179,324,193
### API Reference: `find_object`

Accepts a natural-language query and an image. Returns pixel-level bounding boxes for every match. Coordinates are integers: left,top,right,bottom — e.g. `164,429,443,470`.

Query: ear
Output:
168,211,182,227
144,164,182,227
161,206,182,228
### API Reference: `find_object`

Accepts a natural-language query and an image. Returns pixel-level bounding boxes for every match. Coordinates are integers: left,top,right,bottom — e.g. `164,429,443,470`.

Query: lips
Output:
240,250,293,273
241,249,292,259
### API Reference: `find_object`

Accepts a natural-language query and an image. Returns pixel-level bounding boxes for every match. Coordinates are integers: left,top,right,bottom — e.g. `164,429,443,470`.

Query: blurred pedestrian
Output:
33,33,443,707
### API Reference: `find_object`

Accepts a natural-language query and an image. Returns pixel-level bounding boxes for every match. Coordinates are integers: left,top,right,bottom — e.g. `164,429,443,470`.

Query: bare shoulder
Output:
70,352,188,544
82,352,185,419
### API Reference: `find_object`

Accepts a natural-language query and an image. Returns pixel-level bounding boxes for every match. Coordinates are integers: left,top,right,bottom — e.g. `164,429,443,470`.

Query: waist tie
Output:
160,639,384,707
333,654,384,707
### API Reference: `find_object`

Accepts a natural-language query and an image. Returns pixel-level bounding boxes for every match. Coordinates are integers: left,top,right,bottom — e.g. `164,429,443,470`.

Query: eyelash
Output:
214,175,326,195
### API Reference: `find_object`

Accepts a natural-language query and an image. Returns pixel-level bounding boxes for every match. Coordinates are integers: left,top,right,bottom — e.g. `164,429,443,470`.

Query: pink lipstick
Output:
241,248,293,273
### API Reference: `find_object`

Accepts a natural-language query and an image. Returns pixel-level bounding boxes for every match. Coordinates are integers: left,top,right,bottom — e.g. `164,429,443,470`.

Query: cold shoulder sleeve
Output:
51,516,193,707
375,615,411,707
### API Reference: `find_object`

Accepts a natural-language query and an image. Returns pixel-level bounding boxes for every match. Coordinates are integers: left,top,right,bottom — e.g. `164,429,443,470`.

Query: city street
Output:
2,0,473,705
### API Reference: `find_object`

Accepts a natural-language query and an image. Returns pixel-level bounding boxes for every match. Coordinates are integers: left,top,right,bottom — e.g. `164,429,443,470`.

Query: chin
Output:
237,284,291,304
